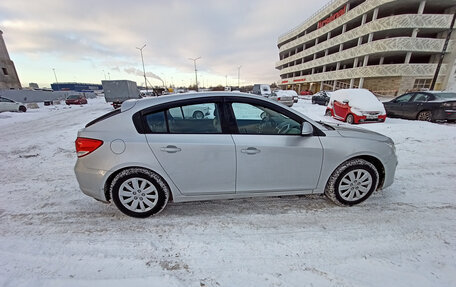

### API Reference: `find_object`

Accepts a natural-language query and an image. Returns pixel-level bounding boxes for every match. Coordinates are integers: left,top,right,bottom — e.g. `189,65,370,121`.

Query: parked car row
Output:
309,89,456,125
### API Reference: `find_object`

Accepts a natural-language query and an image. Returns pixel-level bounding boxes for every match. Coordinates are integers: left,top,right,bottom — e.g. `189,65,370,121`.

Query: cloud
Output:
0,0,331,86
124,67,163,82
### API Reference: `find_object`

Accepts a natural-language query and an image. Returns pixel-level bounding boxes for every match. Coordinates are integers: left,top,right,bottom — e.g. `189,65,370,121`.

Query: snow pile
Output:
329,89,386,114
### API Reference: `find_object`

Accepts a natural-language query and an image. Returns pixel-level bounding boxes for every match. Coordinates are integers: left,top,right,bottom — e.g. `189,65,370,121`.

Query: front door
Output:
229,102,323,193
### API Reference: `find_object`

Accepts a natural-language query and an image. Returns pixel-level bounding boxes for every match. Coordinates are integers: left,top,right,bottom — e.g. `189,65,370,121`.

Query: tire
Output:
325,110,332,117
417,111,432,122
19,106,27,112
312,99,316,104
346,114,355,124
325,158,379,206
110,168,170,218
193,111,204,119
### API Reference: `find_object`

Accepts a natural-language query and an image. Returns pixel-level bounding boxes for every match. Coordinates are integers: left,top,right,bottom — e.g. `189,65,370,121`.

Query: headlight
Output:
442,102,452,107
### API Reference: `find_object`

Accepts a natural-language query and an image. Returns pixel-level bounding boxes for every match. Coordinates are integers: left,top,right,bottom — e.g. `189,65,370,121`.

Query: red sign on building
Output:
318,5,347,29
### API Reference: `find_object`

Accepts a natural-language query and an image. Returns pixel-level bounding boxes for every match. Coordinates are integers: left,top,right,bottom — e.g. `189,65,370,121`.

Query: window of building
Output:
413,79,432,90
2,68,8,75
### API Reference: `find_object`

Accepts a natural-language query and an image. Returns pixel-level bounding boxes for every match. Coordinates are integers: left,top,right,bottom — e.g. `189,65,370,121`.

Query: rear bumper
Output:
433,109,456,121
74,160,109,202
279,100,294,107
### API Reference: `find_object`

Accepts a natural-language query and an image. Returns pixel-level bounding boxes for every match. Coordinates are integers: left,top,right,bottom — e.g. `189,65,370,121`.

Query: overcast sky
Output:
1,0,331,88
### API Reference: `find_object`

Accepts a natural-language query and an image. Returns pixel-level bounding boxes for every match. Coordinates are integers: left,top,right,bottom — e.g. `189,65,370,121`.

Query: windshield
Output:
434,93,456,99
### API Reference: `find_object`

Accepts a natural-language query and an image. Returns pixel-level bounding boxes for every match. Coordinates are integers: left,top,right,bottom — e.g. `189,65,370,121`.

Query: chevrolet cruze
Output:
74,92,397,217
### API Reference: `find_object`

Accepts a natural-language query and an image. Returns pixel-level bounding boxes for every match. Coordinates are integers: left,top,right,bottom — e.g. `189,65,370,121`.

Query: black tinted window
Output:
145,111,167,133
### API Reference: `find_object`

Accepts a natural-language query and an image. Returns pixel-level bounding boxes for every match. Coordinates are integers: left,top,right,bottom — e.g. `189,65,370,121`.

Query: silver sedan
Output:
74,92,397,217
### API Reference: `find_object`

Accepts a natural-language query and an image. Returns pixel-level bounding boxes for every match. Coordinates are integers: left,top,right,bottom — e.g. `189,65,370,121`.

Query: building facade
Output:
276,0,456,96
0,30,22,90
51,82,103,92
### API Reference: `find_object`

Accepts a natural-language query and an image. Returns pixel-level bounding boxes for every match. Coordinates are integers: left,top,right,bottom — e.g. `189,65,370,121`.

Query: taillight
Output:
278,97,281,101
75,137,103,158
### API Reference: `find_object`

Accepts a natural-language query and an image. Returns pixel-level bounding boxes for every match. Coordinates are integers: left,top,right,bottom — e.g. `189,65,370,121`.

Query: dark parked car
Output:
383,91,456,122
312,91,331,106
65,94,87,105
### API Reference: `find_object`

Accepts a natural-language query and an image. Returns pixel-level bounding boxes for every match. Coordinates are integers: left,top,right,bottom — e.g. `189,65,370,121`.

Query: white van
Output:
252,84,271,97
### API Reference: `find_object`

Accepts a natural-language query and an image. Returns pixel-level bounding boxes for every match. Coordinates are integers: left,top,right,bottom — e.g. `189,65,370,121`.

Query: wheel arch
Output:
104,166,174,202
354,155,385,190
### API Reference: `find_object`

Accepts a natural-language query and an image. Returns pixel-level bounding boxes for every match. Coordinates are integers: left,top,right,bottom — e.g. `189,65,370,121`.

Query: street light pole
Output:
189,57,201,91
237,66,242,89
52,68,59,91
136,44,148,92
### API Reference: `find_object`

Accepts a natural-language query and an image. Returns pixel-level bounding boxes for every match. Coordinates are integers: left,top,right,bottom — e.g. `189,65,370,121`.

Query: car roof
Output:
122,92,267,112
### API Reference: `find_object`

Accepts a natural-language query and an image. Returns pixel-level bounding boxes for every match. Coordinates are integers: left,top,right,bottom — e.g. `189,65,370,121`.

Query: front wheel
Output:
19,105,27,112
325,159,379,206
110,168,170,218
346,114,355,124
325,110,332,116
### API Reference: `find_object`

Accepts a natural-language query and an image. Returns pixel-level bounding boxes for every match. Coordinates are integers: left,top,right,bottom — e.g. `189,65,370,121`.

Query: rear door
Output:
228,100,323,193
144,101,236,195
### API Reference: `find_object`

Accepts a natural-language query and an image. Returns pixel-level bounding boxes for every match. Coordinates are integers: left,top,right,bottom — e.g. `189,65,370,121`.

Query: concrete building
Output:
0,30,22,90
276,0,456,96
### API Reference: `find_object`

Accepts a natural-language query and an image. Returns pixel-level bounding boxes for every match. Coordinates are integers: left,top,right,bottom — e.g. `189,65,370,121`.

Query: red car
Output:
325,89,386,124
65,94,88,105
300,90,313,95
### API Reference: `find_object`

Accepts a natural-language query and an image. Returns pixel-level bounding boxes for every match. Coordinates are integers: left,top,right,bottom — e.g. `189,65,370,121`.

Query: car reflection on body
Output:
74,92,397,217
383,91,456,122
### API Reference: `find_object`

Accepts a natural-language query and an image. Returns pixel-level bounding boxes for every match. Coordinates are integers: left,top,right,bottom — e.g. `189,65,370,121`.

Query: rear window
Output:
85,109,121,128
67,95,80,99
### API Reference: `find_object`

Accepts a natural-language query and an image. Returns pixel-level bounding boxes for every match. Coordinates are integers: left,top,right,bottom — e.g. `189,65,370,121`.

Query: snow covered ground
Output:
1,97,455,287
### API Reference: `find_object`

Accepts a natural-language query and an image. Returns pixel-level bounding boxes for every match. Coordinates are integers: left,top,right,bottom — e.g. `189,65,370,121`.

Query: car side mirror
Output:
301,122,313,136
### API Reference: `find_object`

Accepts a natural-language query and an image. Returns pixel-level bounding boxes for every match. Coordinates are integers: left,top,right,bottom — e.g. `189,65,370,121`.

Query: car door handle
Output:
241,147,261,155
160,145,182,153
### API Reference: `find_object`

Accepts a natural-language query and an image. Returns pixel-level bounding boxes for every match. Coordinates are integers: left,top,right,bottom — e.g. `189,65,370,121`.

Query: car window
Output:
394,93,413,103
145,111,167,133
412,93,429,102
145,103,221,134
231,102,301,135
168,103,221,134
0,97,14,103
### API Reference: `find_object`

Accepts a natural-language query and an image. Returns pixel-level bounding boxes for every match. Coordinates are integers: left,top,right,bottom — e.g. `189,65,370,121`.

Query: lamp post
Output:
136,44,148,92
189,56,201,91
237,65,242,89
52,68,59,91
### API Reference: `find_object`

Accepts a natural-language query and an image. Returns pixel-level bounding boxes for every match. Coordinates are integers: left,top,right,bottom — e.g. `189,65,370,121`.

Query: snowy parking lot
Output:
1,96,455,287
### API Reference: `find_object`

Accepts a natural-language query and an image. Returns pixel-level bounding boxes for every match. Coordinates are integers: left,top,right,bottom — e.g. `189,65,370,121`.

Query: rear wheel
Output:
346,114,355,124
417,111,432,122
110,168,169,218
325,159,379,206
